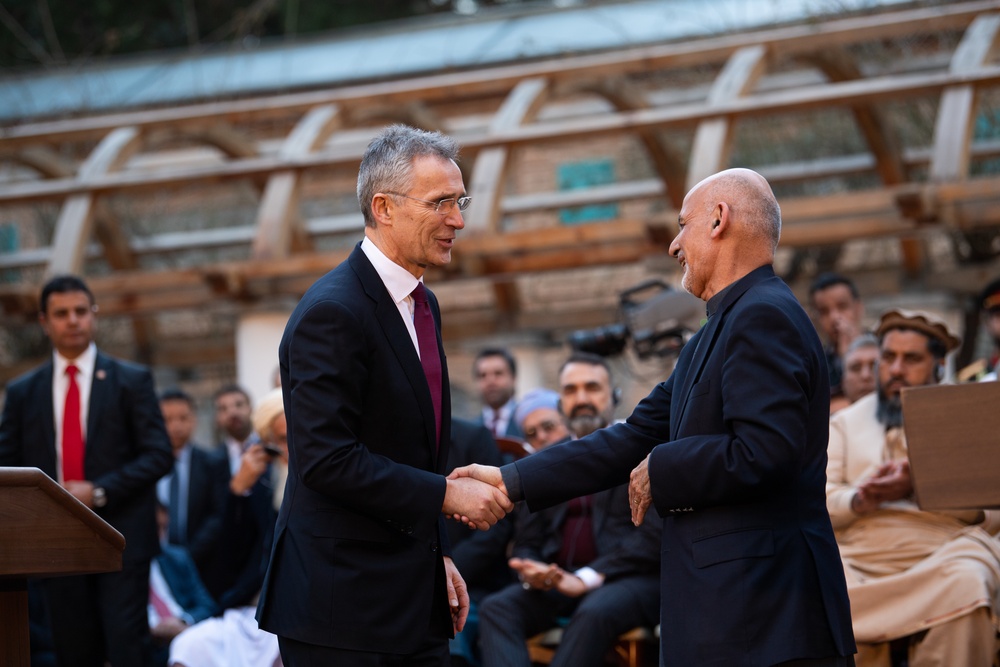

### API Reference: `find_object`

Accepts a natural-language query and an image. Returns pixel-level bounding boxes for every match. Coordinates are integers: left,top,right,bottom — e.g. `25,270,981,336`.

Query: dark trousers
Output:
278,634,450,667
479,576,659,667
43,562,152,667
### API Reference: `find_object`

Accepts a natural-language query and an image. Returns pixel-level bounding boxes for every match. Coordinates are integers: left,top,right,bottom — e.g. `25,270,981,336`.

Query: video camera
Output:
567,279,704,359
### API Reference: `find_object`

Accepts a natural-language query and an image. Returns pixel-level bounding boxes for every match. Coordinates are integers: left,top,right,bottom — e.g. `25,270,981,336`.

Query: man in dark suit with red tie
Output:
0,274,174,666
452,169,857,666
256,124,513,666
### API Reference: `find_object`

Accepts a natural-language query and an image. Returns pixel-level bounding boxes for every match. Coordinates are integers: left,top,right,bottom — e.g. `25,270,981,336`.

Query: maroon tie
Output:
62,364,85,482
412,283,442,448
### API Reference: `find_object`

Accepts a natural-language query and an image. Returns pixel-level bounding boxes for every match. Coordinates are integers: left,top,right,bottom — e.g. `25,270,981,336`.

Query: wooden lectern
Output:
0,467,125,667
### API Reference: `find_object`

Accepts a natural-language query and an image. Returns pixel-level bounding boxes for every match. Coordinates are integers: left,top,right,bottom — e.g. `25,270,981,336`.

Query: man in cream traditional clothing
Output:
827,308,1000,666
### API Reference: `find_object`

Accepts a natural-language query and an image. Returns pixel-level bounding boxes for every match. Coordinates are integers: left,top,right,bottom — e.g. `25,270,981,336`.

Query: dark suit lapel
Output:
31,361,58,470
672,317,721,434
88,353,114,446
349,247,440,465
672,266,775,432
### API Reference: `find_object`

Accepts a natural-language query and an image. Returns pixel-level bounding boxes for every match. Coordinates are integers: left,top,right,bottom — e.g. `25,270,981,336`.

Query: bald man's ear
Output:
711,203,730,237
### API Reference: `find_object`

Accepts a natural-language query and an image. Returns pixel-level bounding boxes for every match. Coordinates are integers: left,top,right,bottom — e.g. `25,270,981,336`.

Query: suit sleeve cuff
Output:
500,462,524,503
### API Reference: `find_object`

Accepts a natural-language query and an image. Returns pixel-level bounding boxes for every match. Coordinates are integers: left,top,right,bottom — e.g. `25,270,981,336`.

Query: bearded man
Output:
826,309,1000,666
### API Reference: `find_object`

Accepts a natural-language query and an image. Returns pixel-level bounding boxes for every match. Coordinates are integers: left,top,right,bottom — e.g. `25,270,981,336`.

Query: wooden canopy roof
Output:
2,0,1000,383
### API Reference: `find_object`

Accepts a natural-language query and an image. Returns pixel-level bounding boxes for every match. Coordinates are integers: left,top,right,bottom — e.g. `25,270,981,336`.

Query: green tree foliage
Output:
0,0,484,70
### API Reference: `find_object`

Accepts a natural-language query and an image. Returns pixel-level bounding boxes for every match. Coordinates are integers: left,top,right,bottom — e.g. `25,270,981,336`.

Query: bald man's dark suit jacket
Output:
257,243,455,654
504,265,856,666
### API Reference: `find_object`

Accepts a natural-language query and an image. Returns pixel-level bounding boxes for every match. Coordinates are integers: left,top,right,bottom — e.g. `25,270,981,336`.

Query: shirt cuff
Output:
573,567,605,591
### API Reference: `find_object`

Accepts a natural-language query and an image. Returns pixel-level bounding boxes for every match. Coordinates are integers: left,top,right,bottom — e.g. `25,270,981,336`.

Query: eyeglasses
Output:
385,192,471,214
524,420,560,441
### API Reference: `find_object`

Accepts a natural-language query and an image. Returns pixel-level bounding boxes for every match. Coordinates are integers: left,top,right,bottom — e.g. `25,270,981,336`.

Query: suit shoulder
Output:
99,353,153,376
832,391,876,426
293,262,368,313
4,363,48,393
740,279,814,327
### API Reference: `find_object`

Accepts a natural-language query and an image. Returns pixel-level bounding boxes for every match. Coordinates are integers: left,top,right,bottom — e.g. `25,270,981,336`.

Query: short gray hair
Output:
356,124,460,228
846,333,879,357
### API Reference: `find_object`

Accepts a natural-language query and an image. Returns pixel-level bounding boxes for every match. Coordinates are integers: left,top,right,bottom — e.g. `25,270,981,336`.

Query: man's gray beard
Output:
876,389,903,428
568,413,609,438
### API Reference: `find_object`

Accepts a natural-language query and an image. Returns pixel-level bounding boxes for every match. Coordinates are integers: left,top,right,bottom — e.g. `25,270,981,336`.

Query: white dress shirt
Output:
360,236,424,357
51,342,97,484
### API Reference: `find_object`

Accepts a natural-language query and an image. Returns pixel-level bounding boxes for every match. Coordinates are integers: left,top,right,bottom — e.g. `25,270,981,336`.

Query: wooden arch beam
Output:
908,13,1000,278
47,126,143,276
930,13,1000,183
251,104,341,260
185,123,259,159
560,78,688,208
347,101,447,133
686,44,768,190
804,49,918,274
343,102,463,180
463,78,549,323
464,77,550,234
43,126,158,361
10,147,74,178
807,51,906,186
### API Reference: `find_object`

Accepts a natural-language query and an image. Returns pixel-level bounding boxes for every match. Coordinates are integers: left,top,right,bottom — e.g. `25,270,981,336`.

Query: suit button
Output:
430,543,439,552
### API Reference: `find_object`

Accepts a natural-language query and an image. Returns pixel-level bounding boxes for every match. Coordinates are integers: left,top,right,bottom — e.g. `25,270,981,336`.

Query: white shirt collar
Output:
53,342,97,379
361,236,421,305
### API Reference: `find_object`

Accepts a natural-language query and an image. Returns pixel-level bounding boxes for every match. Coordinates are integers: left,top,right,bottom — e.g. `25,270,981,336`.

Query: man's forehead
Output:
216,392,248,405
813,284,856,304
524,407,559,423
847,345,878,361
559,362,610,387
477,356,510,373
880,328,931,351
47,291,91,307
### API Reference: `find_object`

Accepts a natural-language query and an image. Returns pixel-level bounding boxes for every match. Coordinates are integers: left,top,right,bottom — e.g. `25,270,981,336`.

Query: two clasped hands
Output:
850,458,913,514
442,453,657,529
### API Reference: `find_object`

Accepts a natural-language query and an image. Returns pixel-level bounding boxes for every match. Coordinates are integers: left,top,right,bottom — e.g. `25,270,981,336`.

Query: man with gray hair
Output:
257,124,513,666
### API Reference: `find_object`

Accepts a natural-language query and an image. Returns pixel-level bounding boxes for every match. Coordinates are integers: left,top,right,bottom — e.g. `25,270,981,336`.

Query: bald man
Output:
452,169,856,666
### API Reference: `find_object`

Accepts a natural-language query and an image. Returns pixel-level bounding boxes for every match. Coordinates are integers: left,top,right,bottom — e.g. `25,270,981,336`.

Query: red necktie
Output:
62,364,85,482
412,283,442,449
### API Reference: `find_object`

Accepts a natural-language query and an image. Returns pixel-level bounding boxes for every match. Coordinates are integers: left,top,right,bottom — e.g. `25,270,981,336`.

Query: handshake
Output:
443,464,513,530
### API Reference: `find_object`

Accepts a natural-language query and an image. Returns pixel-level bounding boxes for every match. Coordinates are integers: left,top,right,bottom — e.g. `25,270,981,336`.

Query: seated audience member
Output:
158,389,230,583
809,272,865,404
169,388,285,667
150,503,218,667
826,309,1000,667
447,417,516,667
478,353,660,667
961,277,1000,382
513,388,570,451
830,334,879,414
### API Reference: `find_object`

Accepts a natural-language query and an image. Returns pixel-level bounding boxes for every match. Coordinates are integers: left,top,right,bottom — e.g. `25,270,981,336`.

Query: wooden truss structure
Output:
2,0,1000,381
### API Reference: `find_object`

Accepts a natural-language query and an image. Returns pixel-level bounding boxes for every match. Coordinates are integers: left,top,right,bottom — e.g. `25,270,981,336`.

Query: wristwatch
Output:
92,486,107,508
